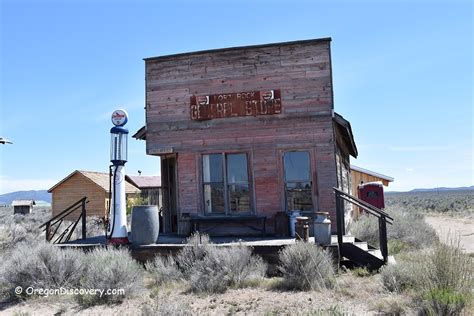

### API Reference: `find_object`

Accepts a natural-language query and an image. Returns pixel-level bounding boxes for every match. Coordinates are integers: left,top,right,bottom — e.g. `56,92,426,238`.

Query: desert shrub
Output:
416,239,472,315
380,259,420,293
0,242,84,299
76,247,144,306
145,255,183,286
278,242,335,291
350,207,438,251
188,244,267,294
381,239,472,315
175,232,211,278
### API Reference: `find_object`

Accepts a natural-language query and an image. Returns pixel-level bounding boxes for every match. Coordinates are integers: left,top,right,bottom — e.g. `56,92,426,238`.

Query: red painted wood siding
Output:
145,39,339,232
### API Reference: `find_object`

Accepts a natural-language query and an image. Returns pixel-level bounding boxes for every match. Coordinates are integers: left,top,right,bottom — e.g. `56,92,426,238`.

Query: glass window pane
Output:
203,154,223,182
204,183,225,213
284,151,310,181
286,182,312,211
228,184,250,212
226,153,249,183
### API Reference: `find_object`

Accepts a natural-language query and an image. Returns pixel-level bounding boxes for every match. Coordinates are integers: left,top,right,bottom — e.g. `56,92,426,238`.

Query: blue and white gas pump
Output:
107,109,130,245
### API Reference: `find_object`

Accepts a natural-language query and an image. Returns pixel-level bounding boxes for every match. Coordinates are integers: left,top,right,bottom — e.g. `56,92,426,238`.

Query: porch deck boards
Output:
57,234,342,270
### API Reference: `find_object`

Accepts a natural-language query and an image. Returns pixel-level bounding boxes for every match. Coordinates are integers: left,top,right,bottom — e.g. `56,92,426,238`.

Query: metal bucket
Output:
131,205,159,245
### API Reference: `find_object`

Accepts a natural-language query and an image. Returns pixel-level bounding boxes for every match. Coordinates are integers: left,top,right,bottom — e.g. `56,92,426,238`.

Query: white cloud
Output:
0,177,57,194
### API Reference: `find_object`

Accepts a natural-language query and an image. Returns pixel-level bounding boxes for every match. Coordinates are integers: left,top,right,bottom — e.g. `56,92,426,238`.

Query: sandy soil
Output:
425,215,474,253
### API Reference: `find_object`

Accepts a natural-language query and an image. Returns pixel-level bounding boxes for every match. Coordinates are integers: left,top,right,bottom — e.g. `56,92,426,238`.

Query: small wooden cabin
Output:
350,165,394,218
48,170,141,218
125,175,162,208
350,165,394,196
12,200,35,215
135,38,359,235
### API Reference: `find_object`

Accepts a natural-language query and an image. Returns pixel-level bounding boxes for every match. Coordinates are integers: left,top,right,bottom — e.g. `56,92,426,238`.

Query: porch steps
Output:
338,235,387,270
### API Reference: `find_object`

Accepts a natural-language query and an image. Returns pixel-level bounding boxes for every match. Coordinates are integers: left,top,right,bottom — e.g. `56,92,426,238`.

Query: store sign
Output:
190,89,282,121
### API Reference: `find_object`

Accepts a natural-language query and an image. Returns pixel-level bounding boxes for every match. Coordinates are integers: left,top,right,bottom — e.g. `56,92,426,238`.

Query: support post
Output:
379,215,388,263
81,198,87,239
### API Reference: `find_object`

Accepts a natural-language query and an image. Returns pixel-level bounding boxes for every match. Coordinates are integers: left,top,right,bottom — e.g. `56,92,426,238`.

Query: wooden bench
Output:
189,215,267,236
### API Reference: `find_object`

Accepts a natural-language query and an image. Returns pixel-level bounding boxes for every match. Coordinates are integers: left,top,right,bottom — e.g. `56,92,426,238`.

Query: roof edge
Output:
350,165,395,182
333,112,358,158
144,37,332,62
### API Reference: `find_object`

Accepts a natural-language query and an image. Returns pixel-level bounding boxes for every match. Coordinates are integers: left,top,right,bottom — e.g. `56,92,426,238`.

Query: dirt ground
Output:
425,215,474,253
0,274,414,315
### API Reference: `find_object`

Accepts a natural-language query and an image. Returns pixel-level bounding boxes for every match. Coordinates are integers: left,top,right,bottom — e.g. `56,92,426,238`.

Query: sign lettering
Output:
190,90,282,121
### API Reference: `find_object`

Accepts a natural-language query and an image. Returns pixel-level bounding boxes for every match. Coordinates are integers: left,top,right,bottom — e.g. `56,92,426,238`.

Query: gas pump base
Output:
107,237,130,245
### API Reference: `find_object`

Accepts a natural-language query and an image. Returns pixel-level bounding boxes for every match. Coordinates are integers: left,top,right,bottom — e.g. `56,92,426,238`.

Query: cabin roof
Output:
12,200,35,206
350,165,394,182
143,37,332,62
48,170,141,194
125,175,161,189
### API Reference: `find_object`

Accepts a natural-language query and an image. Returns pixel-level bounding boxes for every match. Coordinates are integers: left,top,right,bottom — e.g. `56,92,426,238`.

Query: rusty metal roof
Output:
48,170,141,194
12,200,35,206
126,175,161,188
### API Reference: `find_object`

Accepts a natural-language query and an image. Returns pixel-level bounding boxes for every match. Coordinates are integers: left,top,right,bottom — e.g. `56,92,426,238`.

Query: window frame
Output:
201,151,253,216
282,150,314,213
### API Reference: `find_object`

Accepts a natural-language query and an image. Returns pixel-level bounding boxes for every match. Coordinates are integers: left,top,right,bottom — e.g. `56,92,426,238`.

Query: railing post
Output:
335,192,343,251
379,215,388,263
81,198,87,239
46,222,51,242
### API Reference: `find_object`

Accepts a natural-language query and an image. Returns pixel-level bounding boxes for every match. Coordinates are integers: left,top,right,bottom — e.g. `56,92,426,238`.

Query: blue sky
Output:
0,0,472,194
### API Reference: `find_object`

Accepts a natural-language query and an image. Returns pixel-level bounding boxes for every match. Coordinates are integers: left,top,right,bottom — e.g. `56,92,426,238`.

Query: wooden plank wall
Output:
51,173,108,219
145,39,340,233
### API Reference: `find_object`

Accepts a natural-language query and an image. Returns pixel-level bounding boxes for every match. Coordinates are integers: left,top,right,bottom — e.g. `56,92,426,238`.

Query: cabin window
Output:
283,151,313,211
202,153,251,214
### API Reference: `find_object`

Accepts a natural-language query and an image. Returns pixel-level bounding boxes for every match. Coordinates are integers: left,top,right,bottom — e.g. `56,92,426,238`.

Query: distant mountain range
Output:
410,186,474,192
387,186,474,194
0,190,51,205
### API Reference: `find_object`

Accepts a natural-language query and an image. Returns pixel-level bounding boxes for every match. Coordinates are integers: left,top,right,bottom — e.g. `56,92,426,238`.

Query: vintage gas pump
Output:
106,109,129,244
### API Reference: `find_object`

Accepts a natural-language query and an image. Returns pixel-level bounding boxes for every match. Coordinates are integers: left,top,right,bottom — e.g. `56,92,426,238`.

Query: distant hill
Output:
387,186,474,194
410,186,474,192
0,190,51,204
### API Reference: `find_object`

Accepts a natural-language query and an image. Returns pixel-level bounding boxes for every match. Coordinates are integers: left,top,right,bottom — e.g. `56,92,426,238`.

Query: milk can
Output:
313,212,331,245
289,210,301,238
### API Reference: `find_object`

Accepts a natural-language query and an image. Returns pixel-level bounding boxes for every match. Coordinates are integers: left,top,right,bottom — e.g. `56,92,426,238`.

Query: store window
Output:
202,153,251,214
283,151,313,211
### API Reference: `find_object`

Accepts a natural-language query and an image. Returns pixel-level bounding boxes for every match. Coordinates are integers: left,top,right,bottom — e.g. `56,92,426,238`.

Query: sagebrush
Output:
278,242,335,291
76,247,144,306
350,207,438,252
381,238,473,315
0,242,84,299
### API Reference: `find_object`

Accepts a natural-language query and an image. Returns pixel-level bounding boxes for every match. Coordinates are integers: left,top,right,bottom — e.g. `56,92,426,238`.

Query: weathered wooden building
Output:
12,200,35,215
125,175,162,207
48,170,140,218
135,38,358,235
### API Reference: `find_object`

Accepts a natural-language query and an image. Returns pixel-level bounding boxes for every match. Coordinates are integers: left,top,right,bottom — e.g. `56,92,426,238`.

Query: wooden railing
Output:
39,197,88,244
333,187,393,263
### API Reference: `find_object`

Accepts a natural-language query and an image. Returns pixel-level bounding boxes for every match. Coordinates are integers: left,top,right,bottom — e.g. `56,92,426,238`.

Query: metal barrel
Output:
131,205,159,245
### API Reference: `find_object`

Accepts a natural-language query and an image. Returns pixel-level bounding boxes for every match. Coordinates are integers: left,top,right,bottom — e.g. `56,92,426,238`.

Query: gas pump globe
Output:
107,109,130,244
